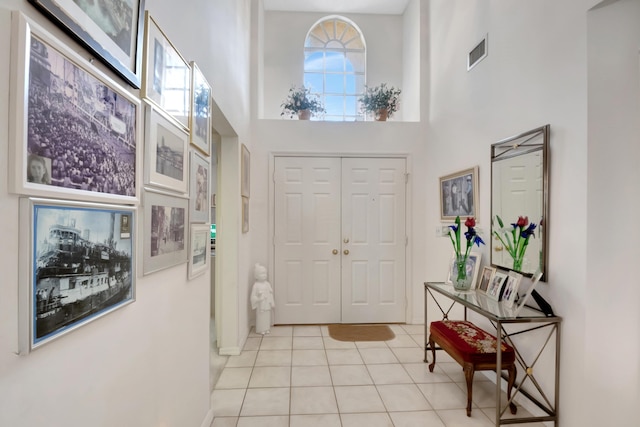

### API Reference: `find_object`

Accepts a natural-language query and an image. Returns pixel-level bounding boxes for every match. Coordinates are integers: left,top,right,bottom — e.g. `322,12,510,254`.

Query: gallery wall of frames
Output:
9,5,213,353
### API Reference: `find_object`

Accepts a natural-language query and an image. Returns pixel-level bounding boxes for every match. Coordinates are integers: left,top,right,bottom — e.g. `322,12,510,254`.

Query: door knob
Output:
332,249,338,255
343,249,350,255
343,238,350,243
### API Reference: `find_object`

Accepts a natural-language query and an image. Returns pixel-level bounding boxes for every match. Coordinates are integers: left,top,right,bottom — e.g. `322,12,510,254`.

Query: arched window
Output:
304,16,366,121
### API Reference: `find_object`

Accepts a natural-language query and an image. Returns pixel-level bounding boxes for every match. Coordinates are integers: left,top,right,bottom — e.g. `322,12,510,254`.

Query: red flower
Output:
516,216,529,228
464,217,476,228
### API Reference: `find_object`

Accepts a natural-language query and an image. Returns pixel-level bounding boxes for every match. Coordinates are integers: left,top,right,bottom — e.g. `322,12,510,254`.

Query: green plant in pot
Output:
359,83,401,121
281,85,325,120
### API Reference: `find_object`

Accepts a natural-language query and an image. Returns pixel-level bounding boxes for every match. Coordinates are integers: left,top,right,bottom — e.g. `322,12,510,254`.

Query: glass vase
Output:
512,255,523,271
452,255,473,291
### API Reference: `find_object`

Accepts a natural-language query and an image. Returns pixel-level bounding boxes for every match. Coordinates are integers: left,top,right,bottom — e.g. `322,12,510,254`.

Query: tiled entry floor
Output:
210,324,544,427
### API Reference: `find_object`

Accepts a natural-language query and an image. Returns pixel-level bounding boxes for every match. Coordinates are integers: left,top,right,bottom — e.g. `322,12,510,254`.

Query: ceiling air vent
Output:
467,35,488,71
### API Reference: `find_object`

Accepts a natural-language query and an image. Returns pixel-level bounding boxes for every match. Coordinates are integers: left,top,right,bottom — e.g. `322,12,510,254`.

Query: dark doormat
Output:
328,324,395,342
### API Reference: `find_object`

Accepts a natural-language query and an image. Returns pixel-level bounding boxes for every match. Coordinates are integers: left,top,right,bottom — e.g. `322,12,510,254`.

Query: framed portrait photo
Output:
9,12,142,205
19,197,136,353
241,144,250,198
190,151,210,223
142,189,188,275
27,0,145,88
502,271,523,308
190,62,212,156
486,270,508,301
188,224,210,279
478,266,496,293
446,251,482,289
144,102,189,195
439,166,479,221
142,12,191,130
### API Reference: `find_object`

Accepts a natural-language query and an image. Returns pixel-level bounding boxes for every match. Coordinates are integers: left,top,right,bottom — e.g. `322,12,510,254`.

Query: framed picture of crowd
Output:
439,166,479,221
144,102,189,195
142,189,188,275
18,197,136,353
9,12,142,205
27,0,146,88
142,12,191,130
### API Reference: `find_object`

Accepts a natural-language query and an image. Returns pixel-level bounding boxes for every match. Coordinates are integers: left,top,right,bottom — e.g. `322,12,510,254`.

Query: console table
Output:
424,282,562,426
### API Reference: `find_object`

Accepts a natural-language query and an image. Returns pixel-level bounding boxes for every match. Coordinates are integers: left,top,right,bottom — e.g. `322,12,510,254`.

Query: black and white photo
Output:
20,198,135,351
190,151,210,223
190,62,211,155
28,0,145,88
440,166,479,220
10,13,142,205
188,224,210,279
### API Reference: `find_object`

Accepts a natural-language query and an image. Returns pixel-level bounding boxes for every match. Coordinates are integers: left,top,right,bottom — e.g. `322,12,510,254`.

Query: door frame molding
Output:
268,151,414,324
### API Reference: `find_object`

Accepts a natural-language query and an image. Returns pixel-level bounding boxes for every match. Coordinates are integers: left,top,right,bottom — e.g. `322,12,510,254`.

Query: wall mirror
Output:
491,125,549,280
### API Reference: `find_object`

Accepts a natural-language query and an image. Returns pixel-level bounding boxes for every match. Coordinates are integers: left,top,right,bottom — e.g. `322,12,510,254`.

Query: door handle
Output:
332,249,338,255
343,249,350,255
343,238,349,243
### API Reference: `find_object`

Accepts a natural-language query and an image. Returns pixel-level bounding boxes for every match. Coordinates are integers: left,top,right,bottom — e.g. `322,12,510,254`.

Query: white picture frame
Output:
502,271,523,308
478,266,496,293
512,268,543,316
189,62,212,156
144,102,189,195
446,251,482,289
188,224,210,279
142,189,188,275
142,12,191,129
487,270,508,301
189,150,210,223
19,197,136,353
9,12,142,205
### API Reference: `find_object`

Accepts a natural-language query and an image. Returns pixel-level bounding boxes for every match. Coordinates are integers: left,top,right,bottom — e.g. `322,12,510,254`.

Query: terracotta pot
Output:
374,109,388,121
297,109,311,120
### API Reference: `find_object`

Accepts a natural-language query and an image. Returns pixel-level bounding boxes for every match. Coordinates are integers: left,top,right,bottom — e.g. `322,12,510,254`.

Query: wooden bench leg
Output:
463,362,474,417
507,365,518,414
428,334,436,372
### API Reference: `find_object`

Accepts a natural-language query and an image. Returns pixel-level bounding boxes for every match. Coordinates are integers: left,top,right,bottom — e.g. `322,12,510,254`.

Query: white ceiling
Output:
263,0,411,15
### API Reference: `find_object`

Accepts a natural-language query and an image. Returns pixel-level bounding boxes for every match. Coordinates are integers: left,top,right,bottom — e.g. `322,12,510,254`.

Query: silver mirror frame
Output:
491,125,549,281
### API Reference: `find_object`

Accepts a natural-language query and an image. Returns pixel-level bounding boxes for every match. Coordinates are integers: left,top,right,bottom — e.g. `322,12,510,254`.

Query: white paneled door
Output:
274,157,406,324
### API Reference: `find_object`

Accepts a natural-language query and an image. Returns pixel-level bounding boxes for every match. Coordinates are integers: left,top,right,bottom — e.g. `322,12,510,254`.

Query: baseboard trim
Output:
200,407,214,427
218,346,241,356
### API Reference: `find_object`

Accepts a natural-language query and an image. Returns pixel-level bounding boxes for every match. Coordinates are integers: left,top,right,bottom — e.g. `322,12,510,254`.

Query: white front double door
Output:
274,157,406,324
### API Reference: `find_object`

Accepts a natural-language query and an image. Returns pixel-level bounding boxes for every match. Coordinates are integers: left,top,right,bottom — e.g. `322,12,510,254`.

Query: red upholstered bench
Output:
428,320,517,417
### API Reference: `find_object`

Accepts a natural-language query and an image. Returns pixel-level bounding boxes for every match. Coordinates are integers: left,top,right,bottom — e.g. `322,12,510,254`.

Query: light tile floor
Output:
210,324,545,427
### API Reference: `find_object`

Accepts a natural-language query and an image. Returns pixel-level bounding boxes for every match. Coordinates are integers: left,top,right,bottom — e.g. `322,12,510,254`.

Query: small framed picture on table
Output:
502,271,523,308
487,270,508,301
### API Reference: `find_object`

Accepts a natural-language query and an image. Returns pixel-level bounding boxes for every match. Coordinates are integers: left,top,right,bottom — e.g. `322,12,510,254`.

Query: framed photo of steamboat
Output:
9,12,142,205
27,0,146,88
19,198,136,353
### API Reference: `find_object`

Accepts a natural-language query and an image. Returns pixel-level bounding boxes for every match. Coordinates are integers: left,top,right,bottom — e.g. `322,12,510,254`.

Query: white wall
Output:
428,0,640,425
0,0,251,426
586,0,640,425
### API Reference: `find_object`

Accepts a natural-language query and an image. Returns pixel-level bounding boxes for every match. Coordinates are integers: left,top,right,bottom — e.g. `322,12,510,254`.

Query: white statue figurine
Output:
250,263,275,335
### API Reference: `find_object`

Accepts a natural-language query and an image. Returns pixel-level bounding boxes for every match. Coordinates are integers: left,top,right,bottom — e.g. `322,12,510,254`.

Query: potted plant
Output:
281,85,325,120
359,83,402,121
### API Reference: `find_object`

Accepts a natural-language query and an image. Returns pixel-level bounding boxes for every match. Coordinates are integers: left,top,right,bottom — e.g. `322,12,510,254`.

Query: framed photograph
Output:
439,166,479,221
242,196,249,233
502,271,523,308
513,268,543,316
446,252,482,289
241,144,250,198
190,62,212,156
190,150,210,223
142,189,188,275
142,12,191,130
19,197,135,353
188,224,210,279
9,12,142,205
28,0,145,88
478,266,496,293
144,102,189,194
487,270,508,301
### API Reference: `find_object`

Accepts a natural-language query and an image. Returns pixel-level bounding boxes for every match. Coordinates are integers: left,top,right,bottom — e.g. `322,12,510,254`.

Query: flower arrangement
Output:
493,215,537,271
359,83,401,120
448,216,484,288
280,85,325,119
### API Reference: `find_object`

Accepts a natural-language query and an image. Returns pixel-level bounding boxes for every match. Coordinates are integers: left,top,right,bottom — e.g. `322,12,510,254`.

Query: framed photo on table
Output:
478,266,496,293
190,62,212,156
189,151,210,223
142,12,191,129
502,271,523,308
27,0,146,88
188,224,210,279
487,270,508,301
439,166,479,221
446,252,482,289
142,189,188,275
9,12,141,205
144,102,188,194
18,197,136,353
